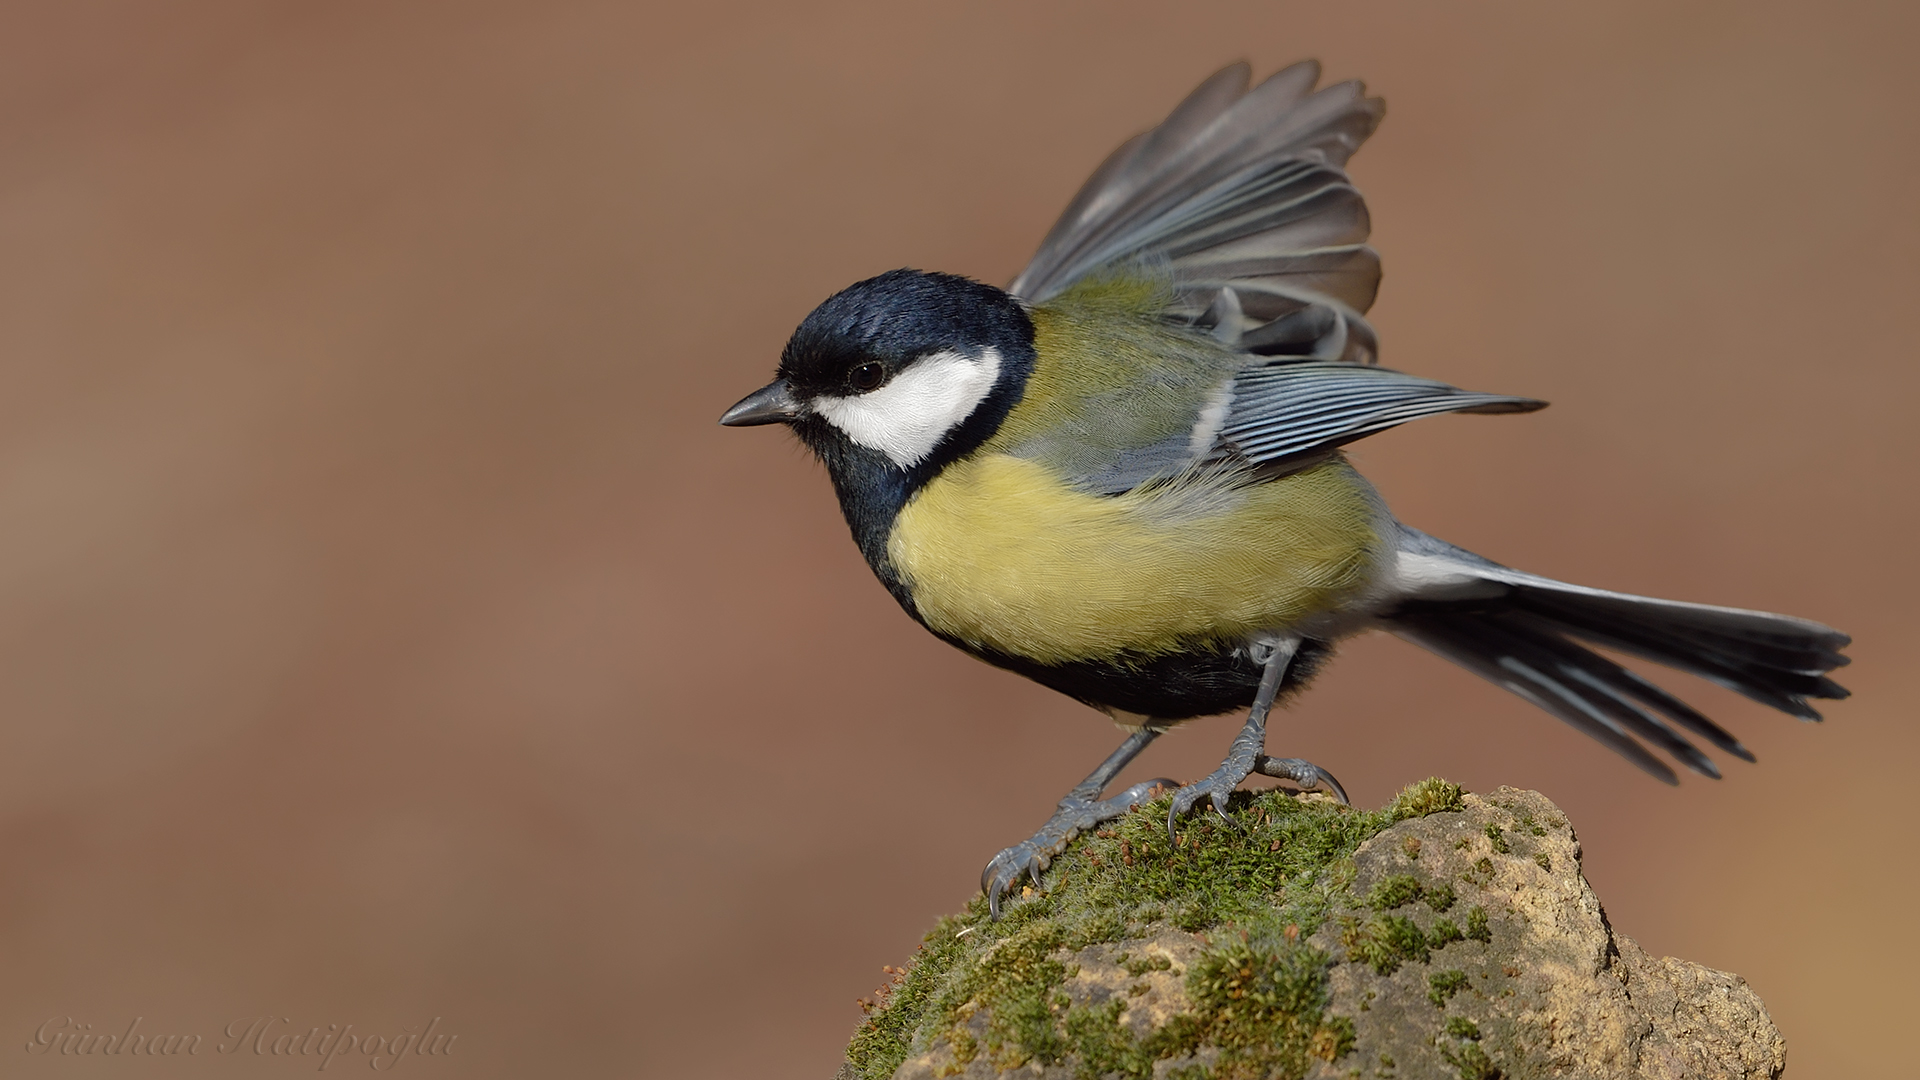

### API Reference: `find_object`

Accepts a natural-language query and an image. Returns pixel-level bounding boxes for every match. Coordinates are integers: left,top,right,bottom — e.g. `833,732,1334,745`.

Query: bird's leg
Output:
983,727,1176,920
1166,638,1347,840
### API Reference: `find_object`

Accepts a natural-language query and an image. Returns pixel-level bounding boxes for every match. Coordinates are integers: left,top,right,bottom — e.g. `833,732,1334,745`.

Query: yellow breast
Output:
886,454,1383,663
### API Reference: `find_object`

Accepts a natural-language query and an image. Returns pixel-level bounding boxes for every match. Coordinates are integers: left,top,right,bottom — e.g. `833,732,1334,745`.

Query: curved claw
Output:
1165,790,1198,843
1211,787,1234,818
982,842,1043,921
1167,711,1274,841
1255,756,1351,805
1166,764,1254,841
1319,770,1350,806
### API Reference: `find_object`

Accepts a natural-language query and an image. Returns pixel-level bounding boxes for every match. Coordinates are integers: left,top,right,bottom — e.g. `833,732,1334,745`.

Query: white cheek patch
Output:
814,348,1003,468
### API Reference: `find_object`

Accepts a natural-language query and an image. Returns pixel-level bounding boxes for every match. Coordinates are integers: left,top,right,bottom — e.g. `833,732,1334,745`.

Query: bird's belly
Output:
886,454,1381,663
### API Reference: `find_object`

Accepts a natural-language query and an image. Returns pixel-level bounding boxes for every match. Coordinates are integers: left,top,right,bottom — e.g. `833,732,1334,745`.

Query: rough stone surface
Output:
1303,787,1784,1080
841,785,1783,1080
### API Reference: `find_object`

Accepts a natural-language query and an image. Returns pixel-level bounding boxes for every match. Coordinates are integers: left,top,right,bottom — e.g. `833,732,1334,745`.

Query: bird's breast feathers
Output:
886,453,1384,664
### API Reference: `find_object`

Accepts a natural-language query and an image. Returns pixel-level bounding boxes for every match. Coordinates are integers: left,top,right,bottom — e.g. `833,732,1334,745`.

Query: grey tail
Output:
1384,530,1851,784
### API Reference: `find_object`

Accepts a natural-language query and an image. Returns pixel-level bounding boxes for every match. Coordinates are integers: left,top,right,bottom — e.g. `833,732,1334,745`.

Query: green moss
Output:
1483,824,1510,855
1440,1040,1500,1080
1030,938,1354,1080
973,923,1074,1069
1188,940,1352,1077
1062,999,1151,1080
1312,1015,1357,1066
1533,852,1552,872
843,922,974,1075
1427,970,1470,1007
1443,1016,1481,1040
1340,913,1431,975
1365,873,1453,919
1367,875,1426,911
843,780,1465,1079
1140,1012,1205,1062
1339,884,1475,975
1465,908,1491,944
1115,951,1173,977
1388,778,1465,820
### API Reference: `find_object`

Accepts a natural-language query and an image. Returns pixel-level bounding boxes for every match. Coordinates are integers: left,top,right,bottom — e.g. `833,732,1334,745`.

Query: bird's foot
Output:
1253,755,1350,805
983,777,1177,920
1165,726,1266,841
1167,742,1350,840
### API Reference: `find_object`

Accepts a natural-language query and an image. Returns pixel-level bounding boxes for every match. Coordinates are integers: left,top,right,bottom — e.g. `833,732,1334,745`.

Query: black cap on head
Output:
778,269,1033,398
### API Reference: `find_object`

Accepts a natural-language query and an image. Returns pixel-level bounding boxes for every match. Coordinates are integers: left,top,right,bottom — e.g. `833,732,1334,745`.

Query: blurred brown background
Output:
0,1,1913,1076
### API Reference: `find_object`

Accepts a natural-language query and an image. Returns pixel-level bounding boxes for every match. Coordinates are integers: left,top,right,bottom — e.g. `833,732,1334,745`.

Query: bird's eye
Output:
848,362,887,392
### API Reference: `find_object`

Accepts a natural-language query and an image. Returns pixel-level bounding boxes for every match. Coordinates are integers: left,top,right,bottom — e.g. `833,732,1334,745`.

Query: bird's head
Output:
720,269,1035,480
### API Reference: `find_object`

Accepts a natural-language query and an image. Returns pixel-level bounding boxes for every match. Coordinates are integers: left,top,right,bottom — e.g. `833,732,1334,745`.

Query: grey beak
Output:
719,379,803,426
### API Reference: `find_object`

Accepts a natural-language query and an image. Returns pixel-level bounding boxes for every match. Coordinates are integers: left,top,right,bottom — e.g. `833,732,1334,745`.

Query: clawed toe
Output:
1166,754,1351,840
982,842,1047,920
981,777,1178,920
1165,764,1253,841
1254,755,1350,805
985,746,1349,917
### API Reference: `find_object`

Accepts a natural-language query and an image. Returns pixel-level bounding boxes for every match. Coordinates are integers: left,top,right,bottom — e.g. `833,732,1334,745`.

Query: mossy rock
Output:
838,782,1784,1080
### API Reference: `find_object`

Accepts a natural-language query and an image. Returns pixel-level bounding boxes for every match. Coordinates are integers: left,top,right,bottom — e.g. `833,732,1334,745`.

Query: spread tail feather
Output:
1384,529,1851,783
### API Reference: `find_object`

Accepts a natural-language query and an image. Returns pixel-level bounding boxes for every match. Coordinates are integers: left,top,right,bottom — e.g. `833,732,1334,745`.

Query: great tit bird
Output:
721,61,1850,917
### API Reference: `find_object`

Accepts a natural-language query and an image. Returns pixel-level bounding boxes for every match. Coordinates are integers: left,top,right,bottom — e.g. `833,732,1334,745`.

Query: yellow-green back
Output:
988,274,1238,484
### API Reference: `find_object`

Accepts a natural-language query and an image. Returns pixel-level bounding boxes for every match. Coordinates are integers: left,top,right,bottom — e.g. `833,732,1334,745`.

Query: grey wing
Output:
1214,360,1546,472
1067,360,1545,496
1009,61,1386,364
